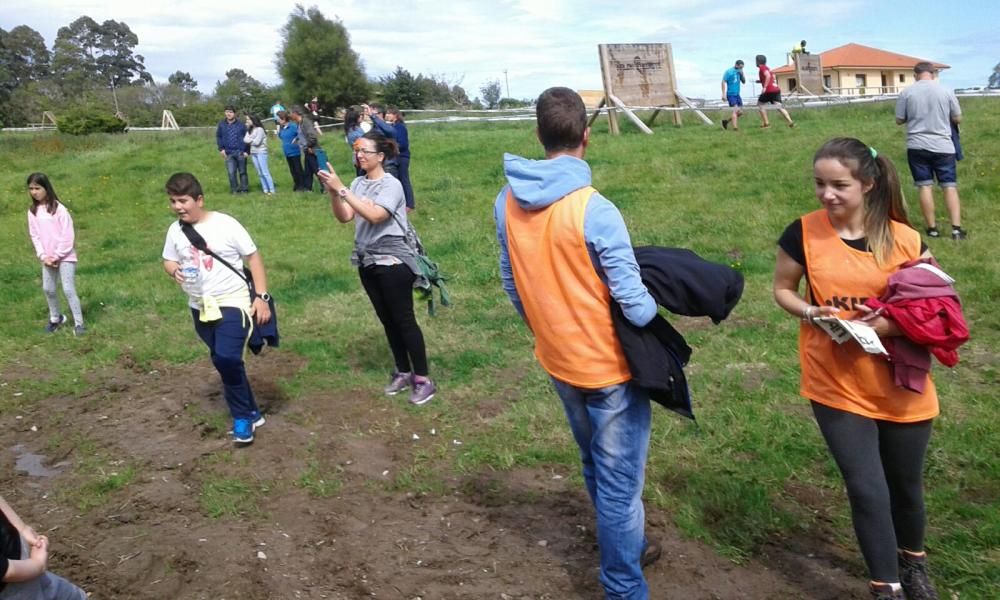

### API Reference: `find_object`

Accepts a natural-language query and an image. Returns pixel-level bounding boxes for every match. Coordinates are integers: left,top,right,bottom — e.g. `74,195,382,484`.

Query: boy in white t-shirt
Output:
161,172,272,445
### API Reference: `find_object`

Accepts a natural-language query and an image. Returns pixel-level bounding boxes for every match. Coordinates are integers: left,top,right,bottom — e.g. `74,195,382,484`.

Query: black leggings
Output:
811,401,933,582
285,155,305,190
359,263,428,376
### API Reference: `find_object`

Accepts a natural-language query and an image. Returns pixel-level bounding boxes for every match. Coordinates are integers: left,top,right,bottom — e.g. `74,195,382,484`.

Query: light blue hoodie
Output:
494,153,656,328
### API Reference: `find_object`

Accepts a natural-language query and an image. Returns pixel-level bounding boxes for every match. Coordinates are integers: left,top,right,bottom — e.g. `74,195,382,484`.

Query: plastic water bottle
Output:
181,260,201,296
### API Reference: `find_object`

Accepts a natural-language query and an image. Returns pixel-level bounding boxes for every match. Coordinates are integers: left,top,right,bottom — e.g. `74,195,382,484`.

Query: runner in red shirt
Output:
756,54,795,128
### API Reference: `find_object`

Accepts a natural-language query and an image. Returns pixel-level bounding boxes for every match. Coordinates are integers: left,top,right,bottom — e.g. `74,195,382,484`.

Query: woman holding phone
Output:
317,131,436,406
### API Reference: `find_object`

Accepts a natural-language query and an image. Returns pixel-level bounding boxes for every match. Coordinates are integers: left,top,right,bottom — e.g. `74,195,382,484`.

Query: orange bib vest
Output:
505,187,631,388
800,209,938,422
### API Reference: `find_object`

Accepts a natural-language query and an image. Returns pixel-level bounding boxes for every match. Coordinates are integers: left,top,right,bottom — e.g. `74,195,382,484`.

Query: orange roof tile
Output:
773,43,949,74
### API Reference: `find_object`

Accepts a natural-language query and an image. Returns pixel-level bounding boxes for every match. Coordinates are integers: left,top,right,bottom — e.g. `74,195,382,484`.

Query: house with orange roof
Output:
773,43,949,96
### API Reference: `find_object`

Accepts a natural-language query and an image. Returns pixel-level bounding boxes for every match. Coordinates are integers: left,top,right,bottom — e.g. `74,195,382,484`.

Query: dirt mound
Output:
1,354,865,599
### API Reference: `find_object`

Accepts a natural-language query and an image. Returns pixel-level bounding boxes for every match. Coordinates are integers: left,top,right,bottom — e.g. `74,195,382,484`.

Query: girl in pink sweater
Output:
26,173,84,336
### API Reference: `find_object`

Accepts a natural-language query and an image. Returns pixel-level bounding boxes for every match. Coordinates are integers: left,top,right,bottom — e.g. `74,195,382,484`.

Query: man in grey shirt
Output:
896,62,965,240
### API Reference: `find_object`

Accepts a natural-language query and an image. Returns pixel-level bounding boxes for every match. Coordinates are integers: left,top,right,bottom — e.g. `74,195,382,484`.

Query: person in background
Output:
216,105,249,194
382,107,415,209
363,103,400,178
276,110,306,192
344,106,366,177
307,96,323,135
1,495,86,599
26,172,85,336
317,132,437,406
756,54,796,129
895,62,966,240
494,87,661,599
289,105,323,192
161,172,272,445
792,39,808,55
269,99,285,131
773,138,941,600
244,115,276,196
721,59,746,131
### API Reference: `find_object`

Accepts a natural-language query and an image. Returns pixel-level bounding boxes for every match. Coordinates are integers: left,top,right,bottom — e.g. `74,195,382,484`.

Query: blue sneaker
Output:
232,418,254,444
250,411,265,429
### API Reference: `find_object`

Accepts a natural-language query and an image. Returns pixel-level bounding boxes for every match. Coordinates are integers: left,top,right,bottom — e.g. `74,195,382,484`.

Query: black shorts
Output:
758,91,782,105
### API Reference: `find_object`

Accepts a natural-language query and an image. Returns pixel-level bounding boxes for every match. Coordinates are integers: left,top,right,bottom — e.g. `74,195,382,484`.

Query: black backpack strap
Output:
179,222,250,287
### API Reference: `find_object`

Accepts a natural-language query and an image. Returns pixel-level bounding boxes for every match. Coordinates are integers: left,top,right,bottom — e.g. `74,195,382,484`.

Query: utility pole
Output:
504,70,510,98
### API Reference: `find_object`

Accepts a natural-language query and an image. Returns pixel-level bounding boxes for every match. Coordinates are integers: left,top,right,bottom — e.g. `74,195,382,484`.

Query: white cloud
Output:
2,0,995,102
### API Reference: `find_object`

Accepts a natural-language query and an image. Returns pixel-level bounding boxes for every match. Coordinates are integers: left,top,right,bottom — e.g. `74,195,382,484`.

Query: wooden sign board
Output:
795,54,824,95
598,43,679,107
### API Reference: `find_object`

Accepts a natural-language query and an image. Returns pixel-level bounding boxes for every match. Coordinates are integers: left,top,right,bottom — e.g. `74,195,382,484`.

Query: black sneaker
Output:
898,551,940,600
45,314,66,333
640,537,662,569
721,119,730,130
925,227,940,238
951,227,968,240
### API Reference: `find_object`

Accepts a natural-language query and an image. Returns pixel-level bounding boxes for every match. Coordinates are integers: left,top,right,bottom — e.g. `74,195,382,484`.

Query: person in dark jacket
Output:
376,107,415,210
216,106,249,194
289,105,323,192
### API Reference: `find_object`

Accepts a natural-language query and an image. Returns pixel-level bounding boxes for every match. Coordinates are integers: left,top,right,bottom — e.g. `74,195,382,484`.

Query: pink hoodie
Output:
27,202,78,263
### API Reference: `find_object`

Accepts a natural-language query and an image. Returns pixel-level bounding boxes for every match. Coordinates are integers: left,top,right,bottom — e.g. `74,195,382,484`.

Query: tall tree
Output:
51,16,151,95
51,16,102,93
381,66,425,109
96,20,152,87
214,68,271,115
168,70,198,92
0,25,50,87
989,61,1000,89
276,5,368,113
480,79,501,109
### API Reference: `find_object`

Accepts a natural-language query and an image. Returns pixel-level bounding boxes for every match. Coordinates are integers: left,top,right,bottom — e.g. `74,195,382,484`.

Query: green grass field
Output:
1,99,998,596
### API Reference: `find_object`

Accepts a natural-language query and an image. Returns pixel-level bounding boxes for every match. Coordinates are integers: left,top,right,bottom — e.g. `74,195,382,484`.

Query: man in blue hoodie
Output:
494,87,660,599
216,106,248,194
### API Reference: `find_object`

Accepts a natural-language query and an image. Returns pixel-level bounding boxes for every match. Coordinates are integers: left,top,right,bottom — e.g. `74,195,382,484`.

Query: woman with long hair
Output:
773,138,940,600
243,115,275,195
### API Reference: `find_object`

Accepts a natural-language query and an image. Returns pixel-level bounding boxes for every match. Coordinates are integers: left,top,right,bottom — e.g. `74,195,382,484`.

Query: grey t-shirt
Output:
349,173,409,266
895,80,961,154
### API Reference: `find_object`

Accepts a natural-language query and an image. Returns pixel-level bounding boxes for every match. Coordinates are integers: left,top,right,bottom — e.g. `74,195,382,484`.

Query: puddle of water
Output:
11,444,66,478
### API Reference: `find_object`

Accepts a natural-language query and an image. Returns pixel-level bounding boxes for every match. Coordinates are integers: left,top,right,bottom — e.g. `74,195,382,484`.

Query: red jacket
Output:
865,259,969,392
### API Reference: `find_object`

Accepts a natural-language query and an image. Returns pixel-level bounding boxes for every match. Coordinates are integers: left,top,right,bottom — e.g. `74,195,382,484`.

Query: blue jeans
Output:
192,307,259,420
552,378,651,600
225,152,249,193
250,153,275,192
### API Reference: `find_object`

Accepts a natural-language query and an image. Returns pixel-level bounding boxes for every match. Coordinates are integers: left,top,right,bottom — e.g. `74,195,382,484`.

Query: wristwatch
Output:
257,292,272,303
337,187,349,198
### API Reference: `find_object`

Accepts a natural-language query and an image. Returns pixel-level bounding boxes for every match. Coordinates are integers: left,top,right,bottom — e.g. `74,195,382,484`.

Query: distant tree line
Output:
0,5,528,129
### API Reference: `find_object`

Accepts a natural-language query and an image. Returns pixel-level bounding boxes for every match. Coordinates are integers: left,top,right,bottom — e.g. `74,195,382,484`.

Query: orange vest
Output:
800,209,938,422
505,186,631,388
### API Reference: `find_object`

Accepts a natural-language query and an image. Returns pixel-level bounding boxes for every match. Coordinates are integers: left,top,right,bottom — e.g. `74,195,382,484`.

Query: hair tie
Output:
869,146,878,159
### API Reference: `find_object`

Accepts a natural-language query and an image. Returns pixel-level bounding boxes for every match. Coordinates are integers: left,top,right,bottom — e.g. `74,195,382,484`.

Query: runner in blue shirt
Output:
721,60,746,131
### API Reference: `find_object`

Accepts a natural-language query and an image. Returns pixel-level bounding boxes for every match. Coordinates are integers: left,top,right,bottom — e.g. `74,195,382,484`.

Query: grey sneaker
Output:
45,314,66,333
869,582,905,600
951,227,968,240
384,371,412,396
74,324,86,337
409,379,436,406
898,551,940,600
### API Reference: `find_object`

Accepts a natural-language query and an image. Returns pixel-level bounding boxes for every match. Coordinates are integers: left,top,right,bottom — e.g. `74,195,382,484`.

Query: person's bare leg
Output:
918,186,936,229
779,107,794,126
732,109,741,130
943,186,961,228
759,107,769,127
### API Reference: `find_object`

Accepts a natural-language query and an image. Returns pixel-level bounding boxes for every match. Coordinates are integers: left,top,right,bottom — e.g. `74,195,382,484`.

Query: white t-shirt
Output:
162,212,257,309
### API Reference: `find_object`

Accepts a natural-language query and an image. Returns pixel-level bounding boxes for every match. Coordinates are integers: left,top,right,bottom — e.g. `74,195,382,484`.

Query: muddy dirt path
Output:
1,354,865,599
